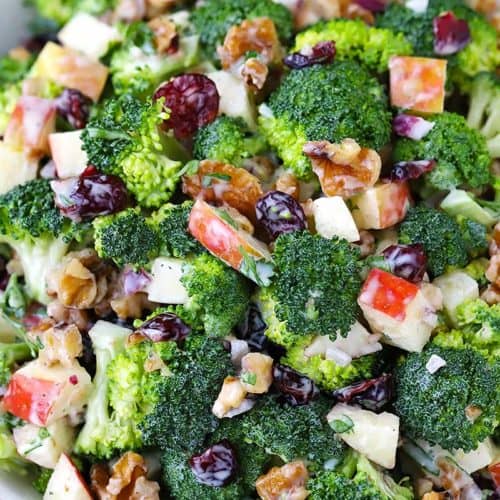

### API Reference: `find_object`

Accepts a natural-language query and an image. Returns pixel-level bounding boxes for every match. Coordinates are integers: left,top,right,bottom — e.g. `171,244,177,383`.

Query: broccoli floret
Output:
0,82,22,134
376,0,500,91
190,0,293,60
399,206,468,277
463,258,489,288
111,18,199,98
0,179,85,303
259,60,391,179
32,467,52,495
193,116,267,166
308,453,414,500
393,112,491,191
180,253,252,337
294,19,412,73
241,394,345,468
394,345,499,452
467,72,500,158
82,94,189,208
265,231,361,340
150,201,203,259
140,335,233,451
93,208,160,268
456,216,488,259
0,342,31,387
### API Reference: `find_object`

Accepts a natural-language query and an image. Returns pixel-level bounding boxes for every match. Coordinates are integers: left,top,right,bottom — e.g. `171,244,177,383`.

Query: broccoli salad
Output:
0,0,499,498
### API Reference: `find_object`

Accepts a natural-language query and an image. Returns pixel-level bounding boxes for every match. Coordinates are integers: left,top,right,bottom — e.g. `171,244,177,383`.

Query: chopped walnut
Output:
110,292,155,320
486,254,500,287
38,323,83,367
294,0,346,30
481,284,500,305
241,57,269,91
130,476,161,499
146,0,176,18
256,461,309,500
422,493,446,500
218,17,283,69
212,376,248,418
489,222,500,257
303,139,381,198
465,405,482,422
354,230,375,258
148,16,178,53
47,301,91,332
342,3,375,24
240,352,274,394
275,172,300,200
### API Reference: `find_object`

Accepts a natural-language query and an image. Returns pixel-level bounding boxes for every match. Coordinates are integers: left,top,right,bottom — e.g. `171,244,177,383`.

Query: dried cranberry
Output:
122,267,151,295
354,0,386,12
56,89,92,130
51,172,129,222
189,440,238,487
433,11,471,56
284,41,336,69
383,160,436,183
0,256,9,291
393,114,435,140
153,74,219,139
79,332,96,378
137,312,191,343
23,33,59,53
273,364,319,406
256,191,307,242
235,303,269,352
382,244,427,283
333,374,393,412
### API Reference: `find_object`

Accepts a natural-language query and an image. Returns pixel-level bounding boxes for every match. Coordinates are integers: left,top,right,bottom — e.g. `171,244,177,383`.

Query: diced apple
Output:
4,96,56,156
389,56,447,114
327,403,399,469
206,70,256,128
49,130,89,178
433,271,479,325
351,182,411,230
358,269,436,352
32,42,109,102
453,438,496,474
312,196,360,242
147,257,188,304
58,13,121,61
188,200,272,284
3,360,92,426
0,142,37,195
13,418,75,469
44,453,92,500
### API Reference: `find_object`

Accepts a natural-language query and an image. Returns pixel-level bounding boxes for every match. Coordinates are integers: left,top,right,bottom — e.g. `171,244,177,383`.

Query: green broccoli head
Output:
394,345,500,452
28,0,116,25
190,0,293,60
455,216,488,259
150,201,203,259
376,0,500,91
140,335,233,451
193,116,267,166
82,94,188,208
0,342,32,387
467,72,500,158
181,253,252,337
393,112,491,191
259,60,391,179
240,394,345,469
268,231,362,340
308,452,414,500
32,467,52,495
93,208,160,268
111,19,199,98
0,179,85,303
398,206,468,277
294,18,412,73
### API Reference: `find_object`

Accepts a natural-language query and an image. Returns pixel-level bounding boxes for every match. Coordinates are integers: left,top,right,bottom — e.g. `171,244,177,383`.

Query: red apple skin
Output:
358,269,419,321
4,96,56,156
3,373,62,426
379,182,411,229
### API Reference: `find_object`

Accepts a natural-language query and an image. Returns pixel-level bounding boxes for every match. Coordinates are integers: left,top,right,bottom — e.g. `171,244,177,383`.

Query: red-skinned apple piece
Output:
44,453,92,500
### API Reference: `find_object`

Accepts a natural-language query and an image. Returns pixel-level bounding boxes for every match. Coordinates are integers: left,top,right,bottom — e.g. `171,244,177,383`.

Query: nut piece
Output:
275,172,300,200
241,57,269,91
256,461,309,500
148,16,177,53
38,323,83,367
110,292,155,320
303,139,381,198
146,0,176,18
240,352,274,394
218,17,282,69
354,230,376,258
212,376,248,418
47,301,91,332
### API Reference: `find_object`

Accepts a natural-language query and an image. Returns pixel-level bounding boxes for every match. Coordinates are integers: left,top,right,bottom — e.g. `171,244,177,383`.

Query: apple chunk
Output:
3,360,91,426
49,130,89,178
0,141,38,195
358,269,436,352
44,453,92,500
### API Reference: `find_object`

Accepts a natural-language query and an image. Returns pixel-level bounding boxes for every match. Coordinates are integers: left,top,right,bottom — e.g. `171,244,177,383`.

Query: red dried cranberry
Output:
382,244,427,283
122,267,151,295
433,11,471,56
393,114,435,140
137,312,191,343
333,374,393,412
283,41,336,69
51,172,129,222
256,191,307,242
354,0,386,12
189,440,238,487
56,89,92,130
383,160,436,183
273,364,319,406
235,303,269,352
153,74,219,139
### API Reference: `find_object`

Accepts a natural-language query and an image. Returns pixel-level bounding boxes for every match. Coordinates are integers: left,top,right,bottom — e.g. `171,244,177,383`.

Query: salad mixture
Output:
0,0,499,498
